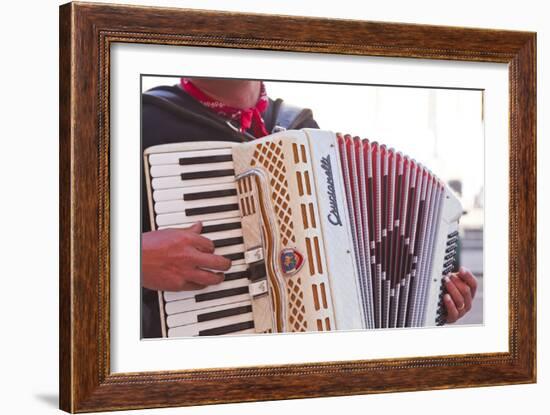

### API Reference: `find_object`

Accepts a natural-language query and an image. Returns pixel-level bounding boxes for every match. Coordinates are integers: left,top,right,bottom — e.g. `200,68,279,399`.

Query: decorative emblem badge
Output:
280,248,304,276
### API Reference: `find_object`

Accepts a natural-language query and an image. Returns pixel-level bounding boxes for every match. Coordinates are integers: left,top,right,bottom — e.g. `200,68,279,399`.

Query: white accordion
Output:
144,129,463,337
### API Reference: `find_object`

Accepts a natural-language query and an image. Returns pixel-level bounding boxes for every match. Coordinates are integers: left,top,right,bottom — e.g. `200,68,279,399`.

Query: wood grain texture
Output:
59,1,537,412
59,3,73,411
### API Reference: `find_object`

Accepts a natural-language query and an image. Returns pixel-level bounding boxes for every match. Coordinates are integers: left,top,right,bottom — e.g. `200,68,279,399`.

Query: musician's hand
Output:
443,266,478,324
141,222,232,291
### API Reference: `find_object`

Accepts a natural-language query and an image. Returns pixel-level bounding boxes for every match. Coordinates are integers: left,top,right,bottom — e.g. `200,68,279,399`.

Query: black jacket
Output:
141,85,319,338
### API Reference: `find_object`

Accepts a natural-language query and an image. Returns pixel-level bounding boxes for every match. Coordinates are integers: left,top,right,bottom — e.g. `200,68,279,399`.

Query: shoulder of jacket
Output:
273,99,316,130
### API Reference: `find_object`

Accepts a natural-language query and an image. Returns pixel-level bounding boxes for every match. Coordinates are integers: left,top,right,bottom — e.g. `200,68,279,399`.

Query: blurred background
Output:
143,76,484,325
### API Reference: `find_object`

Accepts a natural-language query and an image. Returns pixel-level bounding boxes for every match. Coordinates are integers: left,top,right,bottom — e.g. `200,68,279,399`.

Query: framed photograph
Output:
59,2,536,412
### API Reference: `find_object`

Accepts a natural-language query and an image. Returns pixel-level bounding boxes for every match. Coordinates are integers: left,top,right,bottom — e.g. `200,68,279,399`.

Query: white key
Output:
150,161,235,178
152,228,245,250
203,227,243,242
165,292,251,315
153,182,236,202
152,175,235,190
214,244,245,257
167,313,254,337
226,259,245,266
149,148,232,166
156,209,240,226
164,276,250,303
158,217,242,231
154,195,239,214
166,300,251,328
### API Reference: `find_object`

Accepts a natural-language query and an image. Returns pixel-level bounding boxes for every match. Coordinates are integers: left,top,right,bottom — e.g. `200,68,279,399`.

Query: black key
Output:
179,154,233,165
213,237,244,248
197,305,253,323
447,230,459,238
223,270,249,281
184,188,237,201
185,203,239,216
201,222,241,234
198,320,254,336
181,169,235,180
444,252,456,261
224,252,245,261
195,286,249,302
248,262,267,281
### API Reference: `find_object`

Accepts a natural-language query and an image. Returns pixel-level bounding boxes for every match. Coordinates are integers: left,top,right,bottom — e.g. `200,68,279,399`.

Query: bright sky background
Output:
142,77,484,214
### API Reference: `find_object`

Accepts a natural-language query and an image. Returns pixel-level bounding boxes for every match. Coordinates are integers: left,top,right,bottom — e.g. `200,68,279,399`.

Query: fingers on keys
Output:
178,281,206,291
189,233,216,254
457,266,478,299
443,293,459,323
194,250,232,271
187,269,225,286
443,273,473,323
186,221,203,234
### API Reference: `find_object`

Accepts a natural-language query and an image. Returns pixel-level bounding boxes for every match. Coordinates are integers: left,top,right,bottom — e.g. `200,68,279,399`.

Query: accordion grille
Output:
251,140,308,332
287,277,308,331
251,140,296,246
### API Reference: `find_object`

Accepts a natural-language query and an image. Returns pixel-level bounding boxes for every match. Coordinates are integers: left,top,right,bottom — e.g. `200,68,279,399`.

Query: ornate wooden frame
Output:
59,2,536,412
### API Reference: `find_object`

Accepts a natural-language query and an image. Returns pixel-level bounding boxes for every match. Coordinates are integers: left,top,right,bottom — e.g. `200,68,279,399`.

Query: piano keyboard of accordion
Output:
144,130,462,338
144,142,257,337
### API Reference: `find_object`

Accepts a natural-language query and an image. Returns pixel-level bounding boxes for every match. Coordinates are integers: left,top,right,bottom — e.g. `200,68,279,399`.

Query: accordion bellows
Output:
144,129,463,337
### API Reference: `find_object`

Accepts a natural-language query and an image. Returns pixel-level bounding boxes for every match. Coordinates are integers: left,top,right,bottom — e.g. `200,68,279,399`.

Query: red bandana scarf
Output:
180,78,269,138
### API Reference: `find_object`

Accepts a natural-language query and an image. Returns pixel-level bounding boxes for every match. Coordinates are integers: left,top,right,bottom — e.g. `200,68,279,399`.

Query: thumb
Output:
187,221,203,234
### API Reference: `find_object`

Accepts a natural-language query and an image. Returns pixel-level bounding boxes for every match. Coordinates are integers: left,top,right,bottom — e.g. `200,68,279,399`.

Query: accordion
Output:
144,129,463,337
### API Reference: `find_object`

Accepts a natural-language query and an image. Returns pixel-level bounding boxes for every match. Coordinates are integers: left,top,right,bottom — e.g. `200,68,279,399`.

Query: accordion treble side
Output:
144,129,463,337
